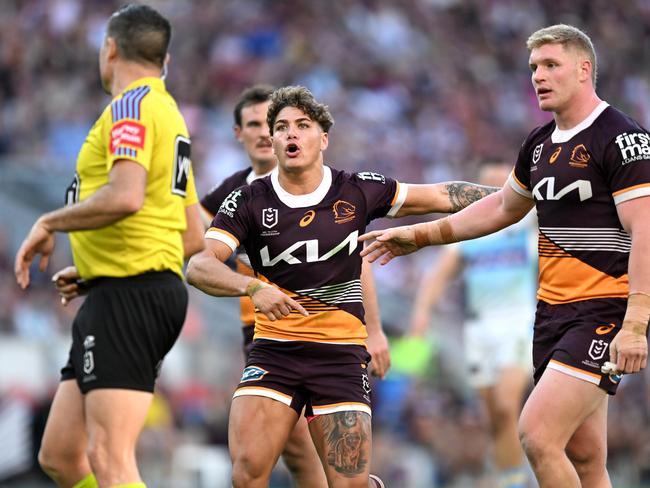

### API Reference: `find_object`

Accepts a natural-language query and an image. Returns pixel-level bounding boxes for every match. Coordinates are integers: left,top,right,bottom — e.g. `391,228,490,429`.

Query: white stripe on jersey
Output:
613,186,650,205
296,279,363,304
387,182,409,217
508,174,533,199
540,227,631,252
205,229,238,252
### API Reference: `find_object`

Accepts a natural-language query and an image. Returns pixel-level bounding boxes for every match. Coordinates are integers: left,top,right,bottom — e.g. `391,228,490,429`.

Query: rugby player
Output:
361,24,650,487
187,85,497,488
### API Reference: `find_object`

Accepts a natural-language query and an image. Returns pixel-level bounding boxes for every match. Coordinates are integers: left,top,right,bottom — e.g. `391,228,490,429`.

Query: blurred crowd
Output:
2,0,650,486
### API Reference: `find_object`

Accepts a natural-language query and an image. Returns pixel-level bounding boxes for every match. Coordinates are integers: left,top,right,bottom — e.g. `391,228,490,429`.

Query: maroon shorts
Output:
233,339,372,416
533,298,628,395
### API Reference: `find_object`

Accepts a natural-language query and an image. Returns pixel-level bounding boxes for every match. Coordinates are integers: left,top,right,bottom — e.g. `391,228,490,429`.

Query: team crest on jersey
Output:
569,144,591,168
262,208,278,228
333,200,356,224
615,132,650,165
588,339,608,361
240,366,268,382
531,143,543,171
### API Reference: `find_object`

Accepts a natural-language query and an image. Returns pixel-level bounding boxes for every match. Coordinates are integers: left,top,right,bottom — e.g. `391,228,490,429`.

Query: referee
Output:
14,5,203,488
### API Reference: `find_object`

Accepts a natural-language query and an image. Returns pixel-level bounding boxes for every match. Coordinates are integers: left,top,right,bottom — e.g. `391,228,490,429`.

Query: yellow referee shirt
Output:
67,77,198,279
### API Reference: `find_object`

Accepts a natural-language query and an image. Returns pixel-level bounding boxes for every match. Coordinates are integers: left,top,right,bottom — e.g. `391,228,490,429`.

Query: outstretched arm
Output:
409,247,461,337
361,183,534,265
393,181,499,217
187,239,308,320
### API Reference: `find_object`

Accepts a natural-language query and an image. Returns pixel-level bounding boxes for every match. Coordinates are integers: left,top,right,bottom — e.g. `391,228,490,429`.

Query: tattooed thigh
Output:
317,411,371,477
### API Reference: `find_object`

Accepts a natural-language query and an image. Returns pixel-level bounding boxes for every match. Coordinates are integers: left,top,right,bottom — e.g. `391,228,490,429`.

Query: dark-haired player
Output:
14,5,203,488
361,24,650,487
187,85,496,488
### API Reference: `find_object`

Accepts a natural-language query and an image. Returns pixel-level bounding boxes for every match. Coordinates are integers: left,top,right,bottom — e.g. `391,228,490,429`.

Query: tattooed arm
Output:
391,181,499,217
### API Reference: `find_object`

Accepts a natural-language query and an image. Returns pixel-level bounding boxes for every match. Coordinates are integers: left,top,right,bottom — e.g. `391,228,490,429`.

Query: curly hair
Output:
267,86,334,135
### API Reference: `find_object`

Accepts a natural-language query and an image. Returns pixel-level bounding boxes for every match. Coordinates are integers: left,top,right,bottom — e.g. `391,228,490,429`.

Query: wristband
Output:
245,279,265,297
413,217,458,249
622,292,650,334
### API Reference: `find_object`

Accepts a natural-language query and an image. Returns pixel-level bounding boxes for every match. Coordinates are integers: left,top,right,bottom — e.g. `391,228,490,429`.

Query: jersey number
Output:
172,136,191,196
64,172,80,205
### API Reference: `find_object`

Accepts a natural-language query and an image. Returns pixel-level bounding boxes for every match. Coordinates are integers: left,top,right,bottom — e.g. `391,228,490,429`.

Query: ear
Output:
105,36,119,62
164,53,171,65
578,58,592,84
234,125,243,142
320,131,329,151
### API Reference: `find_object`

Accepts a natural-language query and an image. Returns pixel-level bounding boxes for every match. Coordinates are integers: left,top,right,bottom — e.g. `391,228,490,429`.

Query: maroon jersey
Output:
509,102,650,304
206,166,407,344
201,167,272,327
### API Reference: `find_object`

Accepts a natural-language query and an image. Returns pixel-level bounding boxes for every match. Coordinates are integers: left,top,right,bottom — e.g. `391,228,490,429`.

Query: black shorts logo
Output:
172,135,191,196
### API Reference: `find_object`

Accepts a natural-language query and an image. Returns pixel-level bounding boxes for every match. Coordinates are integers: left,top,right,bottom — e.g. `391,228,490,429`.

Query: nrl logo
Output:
532,143,544,165
262,208,278,229
588,339,608,361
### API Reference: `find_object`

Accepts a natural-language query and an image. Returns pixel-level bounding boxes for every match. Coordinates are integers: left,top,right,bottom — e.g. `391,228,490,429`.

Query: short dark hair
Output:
106,4,171,68
267,86,334,135
233,84,275,127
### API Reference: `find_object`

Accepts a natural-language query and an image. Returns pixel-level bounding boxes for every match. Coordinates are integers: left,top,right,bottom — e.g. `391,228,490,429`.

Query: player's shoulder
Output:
523,119,556,149
595,105,649,137
222,167,254,191
343,168,391,186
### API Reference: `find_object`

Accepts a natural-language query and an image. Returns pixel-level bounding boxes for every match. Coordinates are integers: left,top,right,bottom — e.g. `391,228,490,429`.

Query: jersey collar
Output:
551,101,609,144
271,165,332,208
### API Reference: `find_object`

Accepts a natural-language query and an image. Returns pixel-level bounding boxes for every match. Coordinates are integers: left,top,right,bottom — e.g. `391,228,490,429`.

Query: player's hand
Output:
15,218,56,289
609,328,648,374
52,266,85,306
366,328,391,379
359,226,419,265
249,282,309,321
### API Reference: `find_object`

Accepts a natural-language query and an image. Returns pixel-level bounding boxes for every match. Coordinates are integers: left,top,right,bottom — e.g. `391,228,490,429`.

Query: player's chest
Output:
248,196,365,266
528,139,601,206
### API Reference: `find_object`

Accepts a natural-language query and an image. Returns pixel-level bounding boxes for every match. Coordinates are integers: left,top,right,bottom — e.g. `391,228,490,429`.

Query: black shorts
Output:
533,298,628,395
61,271,188,393
234,339,372,417
242,324,255,358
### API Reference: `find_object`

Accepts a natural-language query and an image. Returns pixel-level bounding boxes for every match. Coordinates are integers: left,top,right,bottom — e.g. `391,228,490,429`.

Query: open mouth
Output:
537,87,552,96
286,143,300,157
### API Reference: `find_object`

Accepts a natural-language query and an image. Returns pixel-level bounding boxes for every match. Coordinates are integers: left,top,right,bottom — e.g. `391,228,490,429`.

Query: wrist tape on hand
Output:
623,292,650,334
413,217,458,249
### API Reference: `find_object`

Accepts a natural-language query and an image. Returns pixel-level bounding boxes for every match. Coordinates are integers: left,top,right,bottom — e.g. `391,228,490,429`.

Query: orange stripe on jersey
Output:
252,275,366,344
511,172,528,191
389,182,401,206
612,182,650,196
236,260,256,326
537,236,628,304
207,227,240,247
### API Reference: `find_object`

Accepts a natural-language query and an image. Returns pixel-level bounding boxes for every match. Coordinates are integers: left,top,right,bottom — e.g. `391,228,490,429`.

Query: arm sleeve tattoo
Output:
444,182,499,213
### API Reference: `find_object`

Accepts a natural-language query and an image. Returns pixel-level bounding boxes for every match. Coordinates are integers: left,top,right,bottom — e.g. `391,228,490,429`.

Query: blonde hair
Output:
527,24,597,86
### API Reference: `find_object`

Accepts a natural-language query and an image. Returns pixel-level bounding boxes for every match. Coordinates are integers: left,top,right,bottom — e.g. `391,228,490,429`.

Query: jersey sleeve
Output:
204,186,251,252
508,137,535,199
603,129,650,205
354,171,408,221
201,180,235,216
107,87,155,171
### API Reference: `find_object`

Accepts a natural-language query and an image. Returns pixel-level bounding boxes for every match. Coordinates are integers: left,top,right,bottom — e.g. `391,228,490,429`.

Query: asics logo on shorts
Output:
595,323,616,335
240,366,268,382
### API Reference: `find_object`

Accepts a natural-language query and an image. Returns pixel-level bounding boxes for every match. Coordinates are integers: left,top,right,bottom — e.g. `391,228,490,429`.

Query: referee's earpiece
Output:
161,62,168,80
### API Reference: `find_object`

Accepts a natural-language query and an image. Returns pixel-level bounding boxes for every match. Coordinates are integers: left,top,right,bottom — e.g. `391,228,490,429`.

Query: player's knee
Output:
38,442,85,479
566,437,606,476
518,420,550,463
231,453,270,487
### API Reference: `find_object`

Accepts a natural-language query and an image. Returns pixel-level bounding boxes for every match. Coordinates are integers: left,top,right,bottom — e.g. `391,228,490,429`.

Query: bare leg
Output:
518,368,608,488
84,389,152,487
229,395,298,488
566,398,611,488
308,411,373,488
282,415,328,488
39,380,93,488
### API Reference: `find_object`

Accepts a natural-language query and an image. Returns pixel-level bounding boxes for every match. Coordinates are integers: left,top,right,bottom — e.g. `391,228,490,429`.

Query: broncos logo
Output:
569,144,591,168
333,200,356,224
